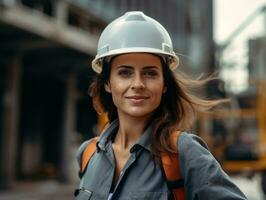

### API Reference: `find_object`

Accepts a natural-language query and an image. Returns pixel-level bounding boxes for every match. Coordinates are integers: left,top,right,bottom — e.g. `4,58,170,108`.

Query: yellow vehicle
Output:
198,79,266,194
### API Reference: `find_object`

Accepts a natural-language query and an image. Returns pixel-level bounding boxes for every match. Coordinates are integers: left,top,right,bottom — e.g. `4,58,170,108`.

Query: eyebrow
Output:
116,65,160,70
143,66,160,70
116,65,133,69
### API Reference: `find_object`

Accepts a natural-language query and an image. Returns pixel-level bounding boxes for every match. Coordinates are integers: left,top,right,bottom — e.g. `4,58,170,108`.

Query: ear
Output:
104,82,112,93
163,86,167,93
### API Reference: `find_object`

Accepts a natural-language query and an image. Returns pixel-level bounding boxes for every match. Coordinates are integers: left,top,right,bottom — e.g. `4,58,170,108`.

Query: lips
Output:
126,96,149,100
126,95,149,103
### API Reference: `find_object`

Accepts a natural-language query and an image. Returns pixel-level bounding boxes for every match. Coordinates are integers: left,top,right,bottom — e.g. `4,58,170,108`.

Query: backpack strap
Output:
80,137,98,175
161,131,186,200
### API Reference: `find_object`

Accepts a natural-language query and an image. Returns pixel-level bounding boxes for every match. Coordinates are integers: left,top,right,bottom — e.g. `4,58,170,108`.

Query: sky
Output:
214,0,265,43
214,0,266,93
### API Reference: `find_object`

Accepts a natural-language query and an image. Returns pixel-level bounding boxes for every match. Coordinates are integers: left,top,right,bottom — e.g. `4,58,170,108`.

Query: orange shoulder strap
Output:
161,131,186,200
81,137,98,173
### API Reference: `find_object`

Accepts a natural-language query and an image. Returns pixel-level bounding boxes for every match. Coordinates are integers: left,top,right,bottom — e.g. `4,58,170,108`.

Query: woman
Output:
75,11,247,200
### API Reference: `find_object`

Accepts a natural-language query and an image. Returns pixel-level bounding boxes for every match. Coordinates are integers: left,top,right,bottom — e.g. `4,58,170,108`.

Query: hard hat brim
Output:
91,48,179,73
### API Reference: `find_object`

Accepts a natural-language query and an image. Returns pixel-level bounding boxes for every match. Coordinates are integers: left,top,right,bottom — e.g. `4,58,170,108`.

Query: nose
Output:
131,74,145,90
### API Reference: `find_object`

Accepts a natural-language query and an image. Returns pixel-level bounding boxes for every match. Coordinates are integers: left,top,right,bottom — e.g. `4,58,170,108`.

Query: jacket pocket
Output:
75,188,92,200
129,191,169,200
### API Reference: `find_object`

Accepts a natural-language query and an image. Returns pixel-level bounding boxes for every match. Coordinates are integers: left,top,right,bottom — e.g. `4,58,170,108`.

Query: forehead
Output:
111,53,162,68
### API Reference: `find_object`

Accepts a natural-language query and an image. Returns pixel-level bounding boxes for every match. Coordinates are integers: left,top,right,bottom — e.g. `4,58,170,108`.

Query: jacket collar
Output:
96,119,119,152
96,119,152,152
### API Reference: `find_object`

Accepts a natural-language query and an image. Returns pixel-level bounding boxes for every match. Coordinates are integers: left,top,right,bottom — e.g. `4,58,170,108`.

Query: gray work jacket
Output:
75,120,247,200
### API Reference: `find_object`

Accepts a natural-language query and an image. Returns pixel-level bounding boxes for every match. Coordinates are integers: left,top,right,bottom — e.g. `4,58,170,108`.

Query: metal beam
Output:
0,4,98,55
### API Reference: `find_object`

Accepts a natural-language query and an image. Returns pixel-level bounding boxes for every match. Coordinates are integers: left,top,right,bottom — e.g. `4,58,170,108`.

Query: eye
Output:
144,69,159,77
118,69,132,77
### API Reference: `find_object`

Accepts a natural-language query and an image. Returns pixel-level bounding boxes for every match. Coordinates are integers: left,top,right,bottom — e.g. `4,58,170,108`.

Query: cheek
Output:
109,77,123,92
149,83,165,101
109,83,127,105
111,83,126,95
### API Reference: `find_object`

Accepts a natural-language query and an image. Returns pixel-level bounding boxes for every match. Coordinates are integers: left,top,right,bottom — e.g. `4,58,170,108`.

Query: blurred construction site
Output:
0,0,266,199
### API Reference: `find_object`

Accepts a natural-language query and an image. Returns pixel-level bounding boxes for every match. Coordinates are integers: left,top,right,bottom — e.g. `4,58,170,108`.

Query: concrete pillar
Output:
59,73,78,182
0,55,22,189
54,0,68,27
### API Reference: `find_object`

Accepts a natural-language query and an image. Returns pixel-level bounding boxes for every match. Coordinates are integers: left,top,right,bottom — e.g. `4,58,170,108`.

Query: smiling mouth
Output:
125,96,149,104
126,96,149,100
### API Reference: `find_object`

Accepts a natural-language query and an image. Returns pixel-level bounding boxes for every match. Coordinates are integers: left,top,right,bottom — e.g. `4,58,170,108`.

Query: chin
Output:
124,108,156,119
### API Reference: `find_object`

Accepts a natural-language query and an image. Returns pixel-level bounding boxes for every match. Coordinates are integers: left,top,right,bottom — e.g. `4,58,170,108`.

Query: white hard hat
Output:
92,11,179,73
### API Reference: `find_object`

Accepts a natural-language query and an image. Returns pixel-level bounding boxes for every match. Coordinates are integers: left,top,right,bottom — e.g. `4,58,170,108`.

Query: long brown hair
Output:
89,55,227,156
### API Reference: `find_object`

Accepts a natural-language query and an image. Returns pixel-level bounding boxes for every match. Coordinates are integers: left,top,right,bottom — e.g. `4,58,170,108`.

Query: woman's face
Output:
105,53,166,119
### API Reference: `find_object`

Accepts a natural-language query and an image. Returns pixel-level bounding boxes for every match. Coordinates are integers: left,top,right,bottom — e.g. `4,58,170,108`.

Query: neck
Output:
114,113,151,150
